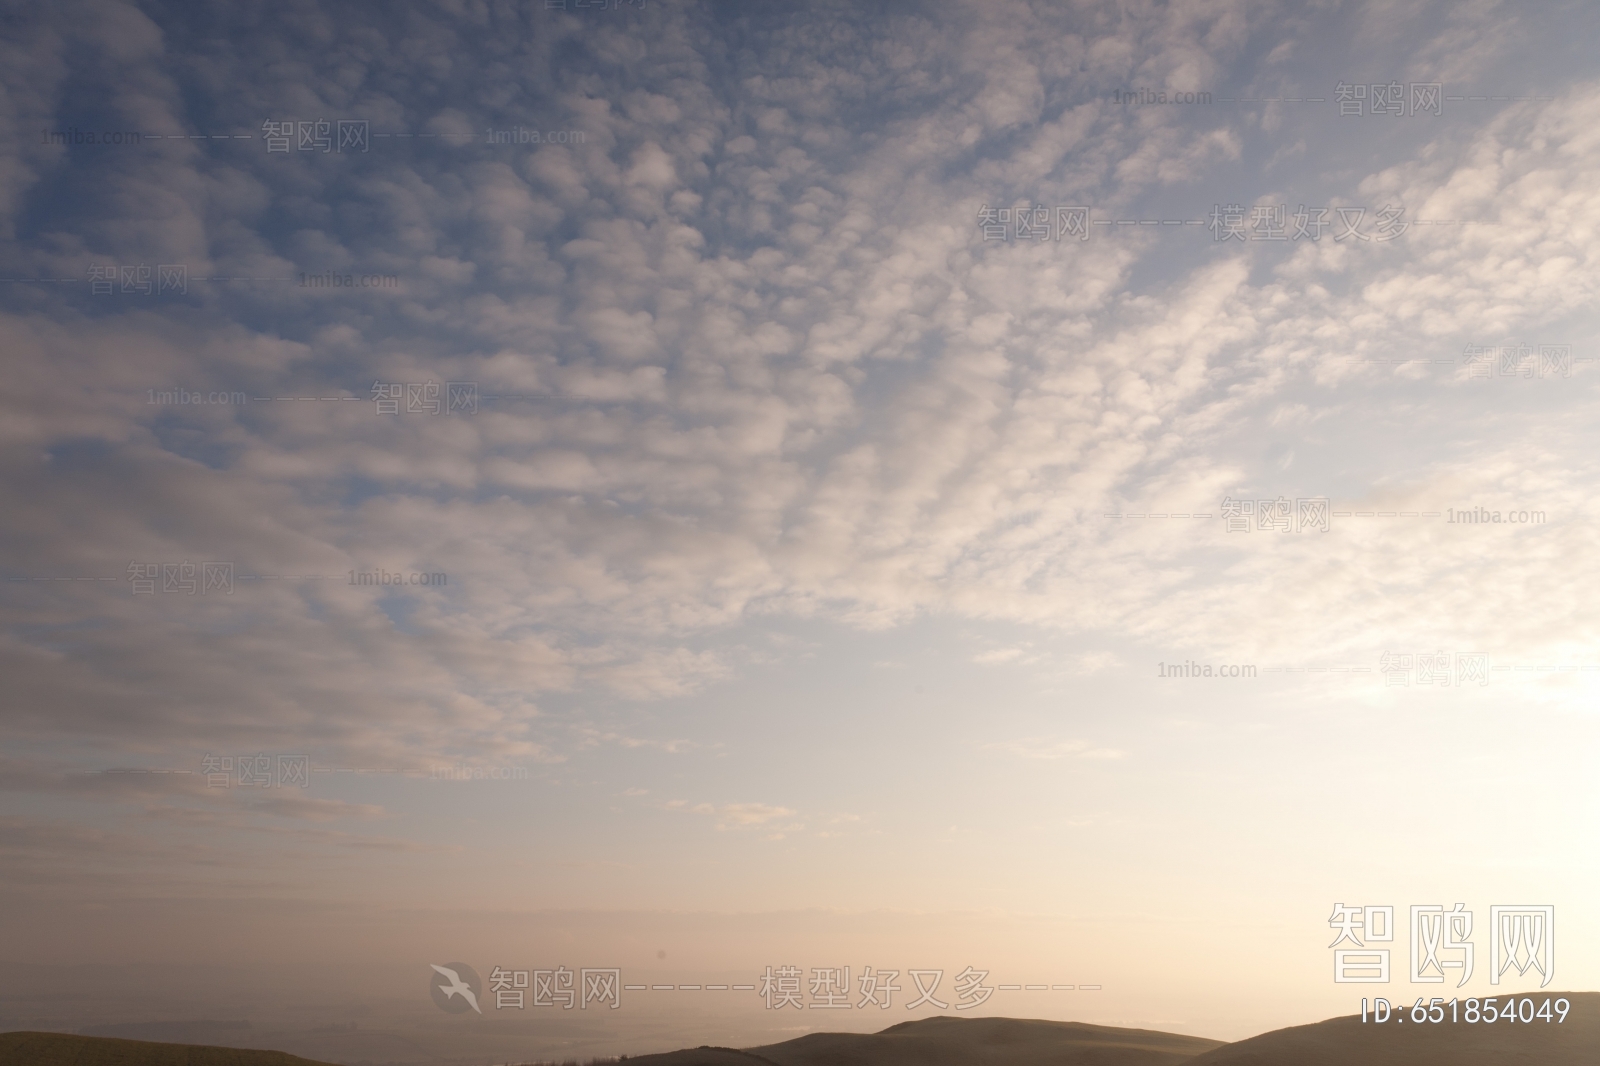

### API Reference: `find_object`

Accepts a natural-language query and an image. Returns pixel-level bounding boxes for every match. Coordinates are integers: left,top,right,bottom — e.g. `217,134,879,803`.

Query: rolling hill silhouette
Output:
615,994,1598,1066
621,1016,1222,1066
1180,990,1596,1066
0,1030,337,1066
4,994,1593,1066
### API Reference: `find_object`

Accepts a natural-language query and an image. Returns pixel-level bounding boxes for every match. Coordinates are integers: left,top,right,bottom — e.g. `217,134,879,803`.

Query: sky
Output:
2,0,1598,1061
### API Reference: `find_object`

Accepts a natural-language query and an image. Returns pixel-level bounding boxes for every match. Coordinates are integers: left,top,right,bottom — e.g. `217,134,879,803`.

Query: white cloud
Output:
4,0,1598,775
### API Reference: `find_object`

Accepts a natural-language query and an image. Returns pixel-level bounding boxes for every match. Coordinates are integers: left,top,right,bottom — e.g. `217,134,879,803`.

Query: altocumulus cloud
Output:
3,0,1599,784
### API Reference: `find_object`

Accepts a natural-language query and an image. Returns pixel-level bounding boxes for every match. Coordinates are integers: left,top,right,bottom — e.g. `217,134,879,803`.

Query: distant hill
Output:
621,1015,1224,1066
1181,991,1598,1066
618,996,1599,1066
0,1030,338,1066
6,995,1592,1066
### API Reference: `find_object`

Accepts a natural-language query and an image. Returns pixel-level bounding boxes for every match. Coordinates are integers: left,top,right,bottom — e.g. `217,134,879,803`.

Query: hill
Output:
0,1030,339,1066
621,1015,1223,1066
1180,991,1597,1066
5,995,1592,1066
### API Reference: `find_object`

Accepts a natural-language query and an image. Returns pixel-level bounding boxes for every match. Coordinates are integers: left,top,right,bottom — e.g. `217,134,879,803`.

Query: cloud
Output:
4,0,1599,795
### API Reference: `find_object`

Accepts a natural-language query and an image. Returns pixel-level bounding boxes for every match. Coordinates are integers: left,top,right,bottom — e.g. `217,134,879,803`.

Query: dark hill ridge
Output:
1181,990,1597,1066
0,1030,337,1066
3,994,1594,1066
601,1050,781,1066
617,995,1598,1066
623,1016,1223,1066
